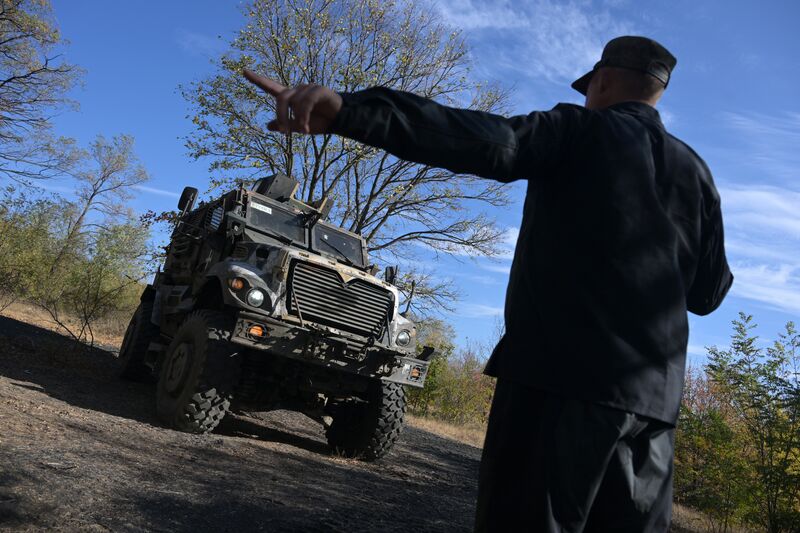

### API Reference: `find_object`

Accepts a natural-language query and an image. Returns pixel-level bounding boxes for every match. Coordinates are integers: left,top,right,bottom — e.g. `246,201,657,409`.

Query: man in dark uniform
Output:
244,35,733,532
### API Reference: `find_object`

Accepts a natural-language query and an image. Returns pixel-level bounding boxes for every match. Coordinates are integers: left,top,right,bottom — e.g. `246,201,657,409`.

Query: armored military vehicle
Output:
117,174,433,460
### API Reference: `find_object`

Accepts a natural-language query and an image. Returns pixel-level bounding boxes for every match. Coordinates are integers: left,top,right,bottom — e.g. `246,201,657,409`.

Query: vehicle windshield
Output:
312,224,365,267
247,198,307,244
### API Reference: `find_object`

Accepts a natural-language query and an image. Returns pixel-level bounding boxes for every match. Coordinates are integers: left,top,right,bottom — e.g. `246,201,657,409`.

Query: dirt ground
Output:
0,314,482,532
0,304,724,533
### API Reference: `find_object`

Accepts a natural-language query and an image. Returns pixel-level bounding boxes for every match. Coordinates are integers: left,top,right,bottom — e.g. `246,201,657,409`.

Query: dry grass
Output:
671,503,761,533
671,503,710,532
0,299,125,347
405,413,486,449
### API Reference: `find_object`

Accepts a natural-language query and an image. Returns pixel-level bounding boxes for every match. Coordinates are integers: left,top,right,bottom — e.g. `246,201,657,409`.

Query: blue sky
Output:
48,0,799,361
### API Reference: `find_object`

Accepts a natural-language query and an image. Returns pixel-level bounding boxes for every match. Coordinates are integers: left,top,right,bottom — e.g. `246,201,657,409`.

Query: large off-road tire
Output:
156,310,241,434
117,299,160,381
325,381,406,461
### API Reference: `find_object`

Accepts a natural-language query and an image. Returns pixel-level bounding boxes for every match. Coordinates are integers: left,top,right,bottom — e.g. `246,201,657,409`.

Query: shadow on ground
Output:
0,314,481,532
0,315,330,456
0,315,162,422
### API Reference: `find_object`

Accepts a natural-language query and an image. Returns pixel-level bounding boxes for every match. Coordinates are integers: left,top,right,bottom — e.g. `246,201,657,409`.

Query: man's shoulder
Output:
664,131,713,176
524,103,594,136
552,102,588,112
515,103,588,121
666,131,700,156
548,102,643,130
549,102,592,118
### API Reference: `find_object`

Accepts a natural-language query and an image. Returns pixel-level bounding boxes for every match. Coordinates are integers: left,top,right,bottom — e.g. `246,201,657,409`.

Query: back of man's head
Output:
605,67,666,101
585,66,666,109
572,36,676,110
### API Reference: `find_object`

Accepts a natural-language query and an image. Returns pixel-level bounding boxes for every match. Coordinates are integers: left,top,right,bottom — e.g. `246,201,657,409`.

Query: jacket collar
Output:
608,101,663,124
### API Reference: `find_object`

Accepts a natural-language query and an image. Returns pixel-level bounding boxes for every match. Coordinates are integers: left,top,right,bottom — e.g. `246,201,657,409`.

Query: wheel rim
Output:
164,342,192,395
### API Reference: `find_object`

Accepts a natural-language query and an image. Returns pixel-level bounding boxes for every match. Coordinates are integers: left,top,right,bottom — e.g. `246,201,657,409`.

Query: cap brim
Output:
571,70,594,96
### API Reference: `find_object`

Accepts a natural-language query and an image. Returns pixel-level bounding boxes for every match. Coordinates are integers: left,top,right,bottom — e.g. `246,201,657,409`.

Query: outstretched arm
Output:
243,71,569,182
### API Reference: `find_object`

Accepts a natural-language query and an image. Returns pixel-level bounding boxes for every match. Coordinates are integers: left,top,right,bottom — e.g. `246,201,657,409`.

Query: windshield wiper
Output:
267,232,293,245
318,238,357,268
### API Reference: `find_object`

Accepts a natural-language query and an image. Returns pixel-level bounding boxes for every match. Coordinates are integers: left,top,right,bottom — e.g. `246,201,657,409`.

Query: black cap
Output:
571,36,677,95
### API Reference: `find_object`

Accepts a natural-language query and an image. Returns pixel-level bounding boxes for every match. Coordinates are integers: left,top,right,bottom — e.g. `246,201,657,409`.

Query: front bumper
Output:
231,312,429,388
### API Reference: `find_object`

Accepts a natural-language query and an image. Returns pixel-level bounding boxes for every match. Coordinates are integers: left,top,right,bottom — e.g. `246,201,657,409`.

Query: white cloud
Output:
723,187,800,213
740,52,762,71
29,182,182,200
711,109,800,314
659,107,676,128
174,28,227,58
32,182,75,195
686,344,708,357
456,302,504,318
480,262,511,275
721,186,800,239
717,184,800,314
134,185,181,198
497,225,519,259
465,274,503,285
724,111,800,139
436,0,527,30
726,238,799,265
503,226,519,244
729,263,800,315
436,0,636,84
721,186,800,243
721,111,800,180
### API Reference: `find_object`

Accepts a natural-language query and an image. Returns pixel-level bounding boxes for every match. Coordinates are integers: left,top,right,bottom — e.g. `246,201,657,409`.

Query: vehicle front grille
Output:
287,261,393,339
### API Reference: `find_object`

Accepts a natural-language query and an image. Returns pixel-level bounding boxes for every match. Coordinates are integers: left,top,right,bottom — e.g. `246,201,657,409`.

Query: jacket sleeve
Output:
329,87,575,182
687,195,734,316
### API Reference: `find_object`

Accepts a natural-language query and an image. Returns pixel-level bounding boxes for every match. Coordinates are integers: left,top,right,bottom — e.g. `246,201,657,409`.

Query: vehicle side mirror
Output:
384,265,398,285
178,186,198,213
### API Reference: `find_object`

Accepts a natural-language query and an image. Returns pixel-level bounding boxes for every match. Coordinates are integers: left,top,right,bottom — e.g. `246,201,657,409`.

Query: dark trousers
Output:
475,379,674,532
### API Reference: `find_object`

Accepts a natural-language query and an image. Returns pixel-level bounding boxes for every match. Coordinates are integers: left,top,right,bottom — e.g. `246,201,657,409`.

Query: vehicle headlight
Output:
246,289,265,307
396,330,411,346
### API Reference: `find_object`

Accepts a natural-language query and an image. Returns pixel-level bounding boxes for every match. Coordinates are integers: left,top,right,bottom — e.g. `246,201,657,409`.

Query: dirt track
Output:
0,315,481,532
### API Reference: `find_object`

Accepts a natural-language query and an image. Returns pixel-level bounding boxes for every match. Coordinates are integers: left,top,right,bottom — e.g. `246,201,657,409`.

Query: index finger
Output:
243,69,286,97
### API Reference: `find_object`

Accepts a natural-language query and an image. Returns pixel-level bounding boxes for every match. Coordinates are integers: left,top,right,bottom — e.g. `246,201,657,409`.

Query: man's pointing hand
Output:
243,69,343,135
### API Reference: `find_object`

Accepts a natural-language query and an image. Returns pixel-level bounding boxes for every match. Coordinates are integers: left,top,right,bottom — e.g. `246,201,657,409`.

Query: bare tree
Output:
183,0,513,311
0,0,80,183
49,135,149,272
31,134,150,344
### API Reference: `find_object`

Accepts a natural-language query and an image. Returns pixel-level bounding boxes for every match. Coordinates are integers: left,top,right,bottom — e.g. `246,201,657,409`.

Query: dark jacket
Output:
331,87,733,424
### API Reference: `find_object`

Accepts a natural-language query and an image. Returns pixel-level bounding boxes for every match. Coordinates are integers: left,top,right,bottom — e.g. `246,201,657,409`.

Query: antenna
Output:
403,280,416,315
